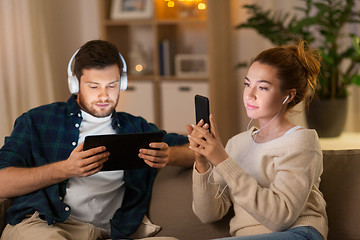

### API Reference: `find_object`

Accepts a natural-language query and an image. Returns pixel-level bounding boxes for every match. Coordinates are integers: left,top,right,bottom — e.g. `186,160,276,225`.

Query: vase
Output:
305,98,348,138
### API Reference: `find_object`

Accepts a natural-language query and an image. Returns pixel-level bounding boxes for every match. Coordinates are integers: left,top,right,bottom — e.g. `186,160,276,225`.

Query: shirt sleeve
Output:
0,112,33,169
192,163,232,223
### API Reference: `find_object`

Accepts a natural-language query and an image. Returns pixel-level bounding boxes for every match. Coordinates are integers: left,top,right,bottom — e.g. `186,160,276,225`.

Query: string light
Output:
167,1,175,7
163,0,206,10
198,3,206,10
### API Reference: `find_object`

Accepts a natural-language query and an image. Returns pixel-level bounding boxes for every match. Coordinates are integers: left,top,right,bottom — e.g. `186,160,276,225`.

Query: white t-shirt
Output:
64,110,125,233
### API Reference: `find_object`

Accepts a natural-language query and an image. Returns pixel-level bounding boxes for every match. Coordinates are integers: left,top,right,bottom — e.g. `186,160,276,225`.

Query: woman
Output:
186,41,328,240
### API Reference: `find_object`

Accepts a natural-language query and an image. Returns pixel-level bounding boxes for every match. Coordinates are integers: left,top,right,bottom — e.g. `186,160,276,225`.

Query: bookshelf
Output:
98,0,238,141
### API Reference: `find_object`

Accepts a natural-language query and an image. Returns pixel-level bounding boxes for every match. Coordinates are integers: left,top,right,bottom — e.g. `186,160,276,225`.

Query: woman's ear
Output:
288,89,297,102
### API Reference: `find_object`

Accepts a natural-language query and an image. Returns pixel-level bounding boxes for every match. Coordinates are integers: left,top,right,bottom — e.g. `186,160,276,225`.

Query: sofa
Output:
1,149,360,240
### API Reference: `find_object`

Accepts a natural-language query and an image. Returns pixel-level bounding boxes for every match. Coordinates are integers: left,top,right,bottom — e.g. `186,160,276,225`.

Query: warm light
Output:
167,1,175,7
135,64,144,72
164,0,206,11
198,3,206,10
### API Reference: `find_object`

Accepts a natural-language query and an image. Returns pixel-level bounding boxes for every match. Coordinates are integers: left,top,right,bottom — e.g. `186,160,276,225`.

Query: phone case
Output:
195,94,210,132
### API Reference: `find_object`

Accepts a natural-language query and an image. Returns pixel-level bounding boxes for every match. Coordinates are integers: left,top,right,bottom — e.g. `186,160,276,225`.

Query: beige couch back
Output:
321,150,360,240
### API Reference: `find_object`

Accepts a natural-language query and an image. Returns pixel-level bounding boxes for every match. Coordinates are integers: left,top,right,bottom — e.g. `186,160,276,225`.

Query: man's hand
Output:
138,142,169,168
62,141,110,178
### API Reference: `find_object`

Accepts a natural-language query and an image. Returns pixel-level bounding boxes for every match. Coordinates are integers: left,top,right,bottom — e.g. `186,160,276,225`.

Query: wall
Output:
230,0,360,133
2,0,359,139
41,0,359,135
230,0,307,132
41,0,100,102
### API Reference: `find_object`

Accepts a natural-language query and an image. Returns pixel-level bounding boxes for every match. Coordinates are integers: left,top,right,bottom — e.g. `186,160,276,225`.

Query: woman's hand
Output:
186,119,210,173
188,115,229,167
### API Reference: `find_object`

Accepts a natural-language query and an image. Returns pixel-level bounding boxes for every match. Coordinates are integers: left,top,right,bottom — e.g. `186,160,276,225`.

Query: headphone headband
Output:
67,49,128,94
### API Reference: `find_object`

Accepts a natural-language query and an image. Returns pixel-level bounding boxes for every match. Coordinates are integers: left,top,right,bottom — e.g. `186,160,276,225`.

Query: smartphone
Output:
195,94,210,132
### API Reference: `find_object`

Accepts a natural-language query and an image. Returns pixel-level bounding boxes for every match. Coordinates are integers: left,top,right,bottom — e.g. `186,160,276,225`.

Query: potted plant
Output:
236,0,360,137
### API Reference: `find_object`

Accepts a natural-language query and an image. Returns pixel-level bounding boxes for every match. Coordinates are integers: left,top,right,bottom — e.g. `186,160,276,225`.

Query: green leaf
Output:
236,0,360,99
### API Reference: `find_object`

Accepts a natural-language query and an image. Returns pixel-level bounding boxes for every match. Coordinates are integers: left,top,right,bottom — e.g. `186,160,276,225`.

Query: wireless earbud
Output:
67,49,128,94
282,95,290,104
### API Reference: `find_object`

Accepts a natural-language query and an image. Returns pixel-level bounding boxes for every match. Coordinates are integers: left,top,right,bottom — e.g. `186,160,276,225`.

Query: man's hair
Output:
73,40,122,81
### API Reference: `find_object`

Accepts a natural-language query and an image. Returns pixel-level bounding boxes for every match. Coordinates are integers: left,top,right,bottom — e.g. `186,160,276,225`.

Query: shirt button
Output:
72,142,76,146
59,196,63,201
65,207,70,211
75,123,79,128
77,113,81,117
70,113,74,116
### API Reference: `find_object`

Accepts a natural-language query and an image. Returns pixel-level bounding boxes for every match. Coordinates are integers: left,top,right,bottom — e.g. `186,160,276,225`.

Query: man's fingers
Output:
149,142,167,150
79,154,109,176
143,159,166,168
81,146,107,158
79,151,109,167
73,141,85,152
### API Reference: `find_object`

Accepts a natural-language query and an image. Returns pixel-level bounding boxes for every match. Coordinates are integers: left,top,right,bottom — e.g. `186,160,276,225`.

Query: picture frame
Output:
111,0,153,20
175,54,209,78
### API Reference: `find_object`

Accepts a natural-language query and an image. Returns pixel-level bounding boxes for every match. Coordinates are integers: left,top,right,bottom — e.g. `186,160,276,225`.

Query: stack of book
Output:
158,39,175,76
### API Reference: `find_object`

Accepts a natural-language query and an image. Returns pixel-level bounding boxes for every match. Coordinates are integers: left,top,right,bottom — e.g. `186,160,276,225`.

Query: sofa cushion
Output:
321,150,360,240
148,166,232,240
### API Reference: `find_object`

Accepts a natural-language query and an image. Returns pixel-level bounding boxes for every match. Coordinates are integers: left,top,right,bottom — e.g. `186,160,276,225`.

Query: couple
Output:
0,40,327,240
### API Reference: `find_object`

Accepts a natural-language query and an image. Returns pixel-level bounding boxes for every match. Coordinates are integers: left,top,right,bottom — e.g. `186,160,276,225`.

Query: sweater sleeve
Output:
214,130,323,232
192,163,232,223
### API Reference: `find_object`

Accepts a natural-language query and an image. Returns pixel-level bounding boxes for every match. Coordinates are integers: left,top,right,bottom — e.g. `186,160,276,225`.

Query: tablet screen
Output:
83,131,166,171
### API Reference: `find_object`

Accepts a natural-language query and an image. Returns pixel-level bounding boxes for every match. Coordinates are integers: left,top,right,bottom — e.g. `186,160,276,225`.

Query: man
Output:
0,40,194,239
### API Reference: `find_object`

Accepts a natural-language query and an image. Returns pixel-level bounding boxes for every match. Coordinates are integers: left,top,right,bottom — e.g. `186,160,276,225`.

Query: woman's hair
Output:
253,40,321,109
73,40,122,81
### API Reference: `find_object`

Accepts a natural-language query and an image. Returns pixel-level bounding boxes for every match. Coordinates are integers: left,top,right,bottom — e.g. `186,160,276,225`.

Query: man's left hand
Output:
139,142,169,168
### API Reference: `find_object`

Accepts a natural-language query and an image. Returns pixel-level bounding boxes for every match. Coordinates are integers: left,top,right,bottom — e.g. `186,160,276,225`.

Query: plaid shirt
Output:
0,95,188,239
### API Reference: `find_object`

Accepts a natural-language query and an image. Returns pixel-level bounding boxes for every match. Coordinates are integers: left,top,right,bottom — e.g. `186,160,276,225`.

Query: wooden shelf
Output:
98,0,238,142
105,19,155,26
155,18,207,25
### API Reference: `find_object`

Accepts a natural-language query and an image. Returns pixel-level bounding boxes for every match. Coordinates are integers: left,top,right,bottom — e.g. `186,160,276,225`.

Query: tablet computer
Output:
83,131,166,171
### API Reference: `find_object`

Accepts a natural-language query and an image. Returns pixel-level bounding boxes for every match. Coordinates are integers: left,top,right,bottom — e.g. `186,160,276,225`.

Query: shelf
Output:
155,18,207,25
105,19,155,26
104,19,206,26
128,75,155,81
158,76,207,82
99,0,238,143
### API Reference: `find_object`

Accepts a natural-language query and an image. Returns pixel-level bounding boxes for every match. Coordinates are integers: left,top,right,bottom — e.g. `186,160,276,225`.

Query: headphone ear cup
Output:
67,49,80,94
68,75,79,94
120,72,128,91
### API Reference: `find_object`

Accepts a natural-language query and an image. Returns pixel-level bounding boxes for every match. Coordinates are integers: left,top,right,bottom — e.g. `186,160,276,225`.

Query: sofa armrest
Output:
0,198,11,234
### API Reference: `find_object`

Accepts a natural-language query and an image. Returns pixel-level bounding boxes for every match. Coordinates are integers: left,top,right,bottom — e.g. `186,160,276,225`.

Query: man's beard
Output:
77,94,119,118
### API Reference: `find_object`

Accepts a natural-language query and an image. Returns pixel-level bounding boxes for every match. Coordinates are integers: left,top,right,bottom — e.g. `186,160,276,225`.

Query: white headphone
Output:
282,95,290,104
67,49,128,94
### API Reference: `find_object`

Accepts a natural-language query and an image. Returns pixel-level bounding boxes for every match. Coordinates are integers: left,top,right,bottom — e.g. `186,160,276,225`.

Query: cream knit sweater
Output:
192,128,328,239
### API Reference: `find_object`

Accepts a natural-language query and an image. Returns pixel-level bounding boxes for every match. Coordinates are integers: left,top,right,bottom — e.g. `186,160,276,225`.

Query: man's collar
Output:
65,95,81,118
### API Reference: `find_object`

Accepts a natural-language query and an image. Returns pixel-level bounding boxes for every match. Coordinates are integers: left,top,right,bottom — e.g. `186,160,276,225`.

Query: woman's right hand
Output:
186,119,211,173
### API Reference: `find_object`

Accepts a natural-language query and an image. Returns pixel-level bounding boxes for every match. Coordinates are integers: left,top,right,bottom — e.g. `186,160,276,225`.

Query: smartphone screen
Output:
195,94,210,132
